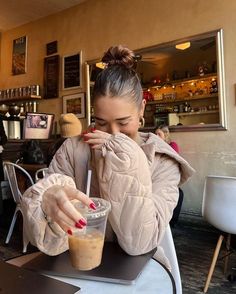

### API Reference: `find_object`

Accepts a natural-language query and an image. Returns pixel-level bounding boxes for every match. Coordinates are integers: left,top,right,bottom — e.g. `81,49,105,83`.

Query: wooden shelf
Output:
143,73,217,89
177,110,219,117
171,73,217,85
146,93,218,105
0,95,42,104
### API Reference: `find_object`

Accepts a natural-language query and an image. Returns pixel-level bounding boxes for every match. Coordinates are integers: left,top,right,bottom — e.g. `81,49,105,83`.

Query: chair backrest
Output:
3,162,34,204
202,175,236,235
35,167,48,182
160,225,182,294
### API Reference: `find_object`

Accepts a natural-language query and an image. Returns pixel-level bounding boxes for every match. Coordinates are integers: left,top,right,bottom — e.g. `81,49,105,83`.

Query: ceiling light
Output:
175,42,191,50
96,62,105,69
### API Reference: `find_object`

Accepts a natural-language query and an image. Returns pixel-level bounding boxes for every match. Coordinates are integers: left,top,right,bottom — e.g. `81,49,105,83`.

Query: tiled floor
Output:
0,200,236,293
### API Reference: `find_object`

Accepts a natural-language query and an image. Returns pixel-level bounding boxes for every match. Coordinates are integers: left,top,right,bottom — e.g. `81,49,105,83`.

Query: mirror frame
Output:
85,29,227,131
135,29,227,132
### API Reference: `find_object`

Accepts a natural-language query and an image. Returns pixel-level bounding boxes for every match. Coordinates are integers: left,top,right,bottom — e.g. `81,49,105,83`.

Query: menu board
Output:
44,55,59,99
63,52,81,90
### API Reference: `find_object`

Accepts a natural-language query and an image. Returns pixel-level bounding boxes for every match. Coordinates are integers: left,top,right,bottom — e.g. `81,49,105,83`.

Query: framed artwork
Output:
63,93,85,118
23,112,54,139
62,52,82,90
46,40,58,56
44,55,59,99
12,36,27,75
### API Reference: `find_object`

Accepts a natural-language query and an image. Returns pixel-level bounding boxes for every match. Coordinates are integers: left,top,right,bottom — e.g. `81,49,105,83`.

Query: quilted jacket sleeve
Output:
21,173,76,255
93,133,180,256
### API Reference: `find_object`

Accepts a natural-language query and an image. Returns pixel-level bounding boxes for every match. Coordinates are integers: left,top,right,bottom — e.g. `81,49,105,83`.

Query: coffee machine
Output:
7,105,21,139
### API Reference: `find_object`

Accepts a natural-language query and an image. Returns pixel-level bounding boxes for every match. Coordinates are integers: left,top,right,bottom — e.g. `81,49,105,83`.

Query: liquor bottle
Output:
184,102,189,112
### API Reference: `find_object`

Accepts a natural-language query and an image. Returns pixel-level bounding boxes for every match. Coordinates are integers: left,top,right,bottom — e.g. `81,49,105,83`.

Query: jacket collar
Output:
139,132,195,185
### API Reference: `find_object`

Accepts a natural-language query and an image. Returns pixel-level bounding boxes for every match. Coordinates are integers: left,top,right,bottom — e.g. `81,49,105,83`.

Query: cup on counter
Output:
68,197,111,271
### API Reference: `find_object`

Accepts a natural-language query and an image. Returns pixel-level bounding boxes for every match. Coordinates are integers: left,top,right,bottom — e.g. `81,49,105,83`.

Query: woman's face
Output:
155,129,165,141
93,96,145,141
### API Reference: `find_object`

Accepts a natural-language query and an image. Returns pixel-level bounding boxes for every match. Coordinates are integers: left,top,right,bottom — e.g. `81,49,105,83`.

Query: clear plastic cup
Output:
68,197,111,270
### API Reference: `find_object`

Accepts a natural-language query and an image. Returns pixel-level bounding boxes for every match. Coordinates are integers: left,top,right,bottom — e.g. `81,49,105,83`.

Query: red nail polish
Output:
79,219,87,226
91,127,96,132
89,203,96,210
75,222,83,229
67,229,72,235
81,131,88,136
83,135,89,142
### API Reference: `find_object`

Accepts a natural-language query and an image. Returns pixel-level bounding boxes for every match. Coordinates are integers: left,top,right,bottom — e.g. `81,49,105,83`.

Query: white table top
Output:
47,258,175,294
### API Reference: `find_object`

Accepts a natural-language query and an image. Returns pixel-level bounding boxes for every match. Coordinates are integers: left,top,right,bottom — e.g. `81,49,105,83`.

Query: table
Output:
7,252,176,294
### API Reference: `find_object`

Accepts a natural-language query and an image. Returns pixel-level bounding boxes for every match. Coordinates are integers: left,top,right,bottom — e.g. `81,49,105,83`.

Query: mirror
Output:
85,29,227,131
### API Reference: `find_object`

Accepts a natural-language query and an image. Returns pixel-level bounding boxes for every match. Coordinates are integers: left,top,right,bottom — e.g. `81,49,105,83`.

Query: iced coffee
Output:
68,198,111,271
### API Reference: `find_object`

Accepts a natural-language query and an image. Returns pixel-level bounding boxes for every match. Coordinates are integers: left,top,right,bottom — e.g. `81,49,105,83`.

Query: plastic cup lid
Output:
74,197,111,220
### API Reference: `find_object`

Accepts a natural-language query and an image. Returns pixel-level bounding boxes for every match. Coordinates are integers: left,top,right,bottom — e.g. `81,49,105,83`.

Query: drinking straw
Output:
86,169,92,197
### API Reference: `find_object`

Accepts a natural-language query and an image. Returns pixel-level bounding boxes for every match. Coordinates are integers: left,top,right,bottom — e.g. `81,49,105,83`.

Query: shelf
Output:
177,110,219,117
0,95,42,104
143,73,217,89
171,73,217,85
146,93,218,105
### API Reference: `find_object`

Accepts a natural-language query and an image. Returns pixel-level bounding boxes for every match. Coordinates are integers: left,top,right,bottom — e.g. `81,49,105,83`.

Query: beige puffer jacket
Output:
22,132,194,259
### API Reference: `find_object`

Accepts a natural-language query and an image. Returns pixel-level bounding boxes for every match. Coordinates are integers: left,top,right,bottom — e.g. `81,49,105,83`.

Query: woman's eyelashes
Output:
96,121,107,127
95,120,129,127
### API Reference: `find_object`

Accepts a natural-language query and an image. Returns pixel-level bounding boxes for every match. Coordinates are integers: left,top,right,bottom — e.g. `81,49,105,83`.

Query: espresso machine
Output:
7,105,21,139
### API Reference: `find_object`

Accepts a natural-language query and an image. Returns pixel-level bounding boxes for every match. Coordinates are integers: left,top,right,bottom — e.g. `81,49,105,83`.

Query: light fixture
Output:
96,62,106,69
175,42,191,50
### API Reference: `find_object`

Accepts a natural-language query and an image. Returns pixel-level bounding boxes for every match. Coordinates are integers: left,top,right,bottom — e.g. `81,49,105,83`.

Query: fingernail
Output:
67,229,73,235
91,127,96,132
75,222,83,229
83,135,89,142
81,131,88,136
78,218,87,226
89,202,96,210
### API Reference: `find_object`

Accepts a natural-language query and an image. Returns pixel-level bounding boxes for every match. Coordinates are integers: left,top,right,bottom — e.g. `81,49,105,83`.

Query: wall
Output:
0,0,236,216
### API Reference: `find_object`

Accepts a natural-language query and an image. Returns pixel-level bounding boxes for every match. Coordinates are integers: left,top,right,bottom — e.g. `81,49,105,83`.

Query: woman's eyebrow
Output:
94,116,131,121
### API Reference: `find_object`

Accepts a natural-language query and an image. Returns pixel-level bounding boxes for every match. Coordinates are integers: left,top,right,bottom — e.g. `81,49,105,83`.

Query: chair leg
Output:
23,233,29,253
5,208,19,244
22,223,29,253
203,235,224,293
224,233,231,275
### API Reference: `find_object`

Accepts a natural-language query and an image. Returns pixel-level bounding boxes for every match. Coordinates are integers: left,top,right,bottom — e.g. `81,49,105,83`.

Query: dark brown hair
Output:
93,45,143,109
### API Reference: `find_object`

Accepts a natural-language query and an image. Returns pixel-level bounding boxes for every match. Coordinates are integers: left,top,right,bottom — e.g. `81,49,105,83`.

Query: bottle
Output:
184,102,189,112
20,104,25,116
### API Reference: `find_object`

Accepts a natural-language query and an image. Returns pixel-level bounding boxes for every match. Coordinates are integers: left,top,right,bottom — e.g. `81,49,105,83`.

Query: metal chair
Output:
160,224,182,294
202,175,236,293
35,167,48,182
3,162,34,253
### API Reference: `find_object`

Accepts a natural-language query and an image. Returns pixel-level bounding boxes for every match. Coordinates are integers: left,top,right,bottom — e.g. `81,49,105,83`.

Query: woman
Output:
155,125,179,153
22,45,194,263
155,124,183,226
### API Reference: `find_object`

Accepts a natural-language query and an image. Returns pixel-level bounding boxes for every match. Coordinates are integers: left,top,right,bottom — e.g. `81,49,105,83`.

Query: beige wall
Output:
0,0,236,216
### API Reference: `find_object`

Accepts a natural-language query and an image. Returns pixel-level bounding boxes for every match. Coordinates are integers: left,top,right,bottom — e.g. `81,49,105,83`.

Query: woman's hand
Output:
42,185,96,235
83,129,112,150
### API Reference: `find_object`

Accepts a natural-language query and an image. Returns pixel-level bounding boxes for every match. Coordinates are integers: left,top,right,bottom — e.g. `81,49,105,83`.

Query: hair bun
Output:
102,45,135,69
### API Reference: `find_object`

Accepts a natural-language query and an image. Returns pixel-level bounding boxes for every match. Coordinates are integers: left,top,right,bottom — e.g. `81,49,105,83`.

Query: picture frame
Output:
12,36,27,75
62,52,82,90
46,40,58,56
23,112,54,139
63,93,85,118
44,55,59,99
